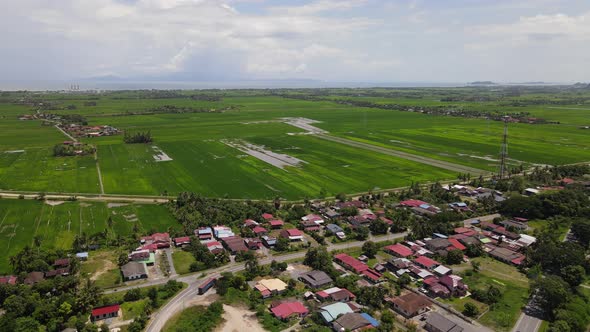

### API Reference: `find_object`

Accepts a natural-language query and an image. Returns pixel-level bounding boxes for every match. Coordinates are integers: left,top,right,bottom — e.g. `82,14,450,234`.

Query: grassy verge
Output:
162,303,224,332
172,250,196,275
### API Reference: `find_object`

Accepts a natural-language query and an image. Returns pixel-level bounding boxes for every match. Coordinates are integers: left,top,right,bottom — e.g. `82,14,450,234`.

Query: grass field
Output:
459,257,530,331
0,199,179,274
171,250,196,275
0,90,589,199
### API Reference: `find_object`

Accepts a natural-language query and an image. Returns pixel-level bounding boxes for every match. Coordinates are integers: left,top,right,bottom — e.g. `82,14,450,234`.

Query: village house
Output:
333,253,382,283
413,256,440,271
244,238,263,250
298,270,333,289
325,223,346,240
195,227,213,241
315,287,356,303
302,214,324,224
90,304,120,322
332,313,380,332
128,249,150,261
261,236,277,248
213,226,235,239
0,275,17,285
269,219,285,229
243,219,259,228
301,220,321,232
121,261,148,281
386,292,432,318
45,268,70,278
54,258,70,268
280,229,304,241
173,236,191,247
255,278,288,298
204,240,225,254
261,213,275,221
425,312,464,332
439,275,468,297
270,301,309,320
24,271,45,285
222,236,248,254
384,243,413,258
140,232,170,248
319,302,358,323
425,238,451,252
252,225,268,236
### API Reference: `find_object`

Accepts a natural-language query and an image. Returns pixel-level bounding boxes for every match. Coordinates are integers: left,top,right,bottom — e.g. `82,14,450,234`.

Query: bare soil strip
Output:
95,152,105,194
222,139,305,170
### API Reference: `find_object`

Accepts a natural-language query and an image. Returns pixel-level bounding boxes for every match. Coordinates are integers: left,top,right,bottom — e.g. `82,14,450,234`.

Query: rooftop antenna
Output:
498,117,508,179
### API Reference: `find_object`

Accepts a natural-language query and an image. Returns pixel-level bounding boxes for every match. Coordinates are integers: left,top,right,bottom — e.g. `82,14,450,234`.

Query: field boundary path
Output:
94,151,105,195
317,134,487,175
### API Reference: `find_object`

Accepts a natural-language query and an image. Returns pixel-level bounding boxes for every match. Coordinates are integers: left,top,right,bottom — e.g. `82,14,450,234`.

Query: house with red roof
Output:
252,225,268,236
174,236,191,247
439,275,468,297
270,301,309,320
447,238,466,251
301,220,321,232
0,275,17,285
204,241,225,254
280,229,304,241
384,244,413,258
333,253,383,282
269,219,284,229
91,304,120,321
140,232,170,248
302,214,324,224
399,199,427,207
316,287,356,302
362,269,383,283
413,256,440,270
244,219,259,228
261,213,275,221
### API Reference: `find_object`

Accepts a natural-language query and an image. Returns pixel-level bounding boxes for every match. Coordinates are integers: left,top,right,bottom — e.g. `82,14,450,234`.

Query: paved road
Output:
316,133,487,175
143,232,407,332
164,248,177,277
512,312,542,332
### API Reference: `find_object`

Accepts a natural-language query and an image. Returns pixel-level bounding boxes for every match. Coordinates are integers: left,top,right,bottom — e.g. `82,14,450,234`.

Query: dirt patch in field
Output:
45,200,65,206
108,203,129,208
152,146,173,162
215,305,266,332
281,117,327,134
90,258,117,281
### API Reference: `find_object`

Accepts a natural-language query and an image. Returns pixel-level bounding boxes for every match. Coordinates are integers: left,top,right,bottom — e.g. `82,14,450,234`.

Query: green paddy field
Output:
0,199,178,273
0,88,589,200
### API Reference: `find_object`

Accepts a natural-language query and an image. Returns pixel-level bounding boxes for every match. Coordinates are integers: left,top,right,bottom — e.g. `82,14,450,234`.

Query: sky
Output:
1,0,590,84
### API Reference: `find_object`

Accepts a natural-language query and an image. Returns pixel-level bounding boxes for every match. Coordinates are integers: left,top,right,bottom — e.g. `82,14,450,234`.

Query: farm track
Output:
317,134,488,175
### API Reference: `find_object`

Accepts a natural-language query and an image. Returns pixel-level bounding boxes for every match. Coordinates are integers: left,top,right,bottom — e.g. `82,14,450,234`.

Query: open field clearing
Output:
0,199,178,273
0,90,589,198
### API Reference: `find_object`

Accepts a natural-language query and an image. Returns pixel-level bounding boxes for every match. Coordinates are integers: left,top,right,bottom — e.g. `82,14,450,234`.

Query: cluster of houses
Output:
254,268,382,331
59,123,119,138
0,253,88,287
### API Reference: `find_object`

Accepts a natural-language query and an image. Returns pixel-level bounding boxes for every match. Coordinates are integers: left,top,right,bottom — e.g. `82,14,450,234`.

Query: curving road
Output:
143,232,407,332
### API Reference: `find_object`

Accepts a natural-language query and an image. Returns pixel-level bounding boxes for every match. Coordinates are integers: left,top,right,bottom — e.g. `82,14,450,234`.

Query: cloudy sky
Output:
1,0,589,83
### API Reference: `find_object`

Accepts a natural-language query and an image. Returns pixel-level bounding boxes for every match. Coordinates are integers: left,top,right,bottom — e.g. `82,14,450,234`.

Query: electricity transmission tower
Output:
498,117,508,179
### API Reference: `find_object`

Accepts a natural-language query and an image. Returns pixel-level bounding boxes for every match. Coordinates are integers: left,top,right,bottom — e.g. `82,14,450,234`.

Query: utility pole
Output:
499,117,508,179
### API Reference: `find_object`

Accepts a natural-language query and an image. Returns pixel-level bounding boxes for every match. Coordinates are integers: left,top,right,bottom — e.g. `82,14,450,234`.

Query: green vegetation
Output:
2,88,589,199
162,302,224,332
171,250,196,275
0,200,178,274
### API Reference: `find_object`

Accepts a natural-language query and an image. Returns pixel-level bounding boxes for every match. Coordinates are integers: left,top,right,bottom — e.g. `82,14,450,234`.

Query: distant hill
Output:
469,81,496,85
573,82,590,89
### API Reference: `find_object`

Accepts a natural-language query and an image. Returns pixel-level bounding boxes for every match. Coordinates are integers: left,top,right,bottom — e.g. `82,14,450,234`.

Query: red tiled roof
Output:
380,216,393,225
0,276,17,285
361,269,382,281
384,244,413,257
448,238,466,251
262,213,274,220
414,256,439,268
399,199,427,207
91,304,120,317
174,236,190,243
271,301,308,319
269,219,284,226
511,255,525,265
284,229,303,237
423,276,440,286
334,253,368,273
252,226,267,234
454,227,471,234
